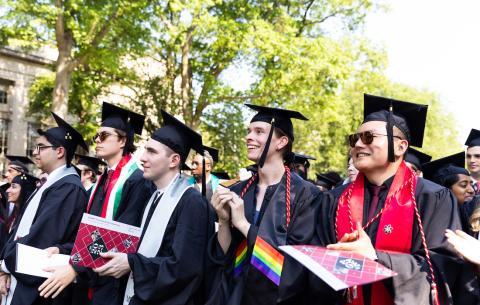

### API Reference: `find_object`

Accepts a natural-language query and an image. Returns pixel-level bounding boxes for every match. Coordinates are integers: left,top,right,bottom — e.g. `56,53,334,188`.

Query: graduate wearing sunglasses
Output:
311,94,479,305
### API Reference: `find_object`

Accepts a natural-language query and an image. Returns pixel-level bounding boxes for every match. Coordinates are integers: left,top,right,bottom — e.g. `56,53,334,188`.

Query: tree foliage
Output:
2,0,462,178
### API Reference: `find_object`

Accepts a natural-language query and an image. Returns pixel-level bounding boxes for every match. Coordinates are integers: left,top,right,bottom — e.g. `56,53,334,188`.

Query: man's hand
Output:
44,247,60,257
327,222,377,260
38,265,77,298
93,252,131,278
212,186,232,223
446,229,480,265
228,193,250,237
0,273,10,295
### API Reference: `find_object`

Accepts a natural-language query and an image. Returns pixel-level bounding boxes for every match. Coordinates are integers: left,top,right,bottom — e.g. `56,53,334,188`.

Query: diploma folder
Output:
70,213,141,268
279,245,397,290
16,243,70,278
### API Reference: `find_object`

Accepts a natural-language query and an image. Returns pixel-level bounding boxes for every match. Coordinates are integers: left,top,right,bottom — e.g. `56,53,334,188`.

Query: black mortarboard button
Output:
422,152,469,185
101,102,145,136
245,104,308,168
203,146,219,163
37,112,89,165
363,94,428,162
212,172,230,180
11,172,39,186
465,129,480,148
76,154,106,175
404,148,432,171
6,155,34,173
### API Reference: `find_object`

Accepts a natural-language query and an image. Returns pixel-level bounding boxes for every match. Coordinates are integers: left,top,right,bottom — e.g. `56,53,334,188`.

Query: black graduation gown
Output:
116,187,215,305
72,168,155,305
1,174,87,305
310,177,480,305
206,172,321,305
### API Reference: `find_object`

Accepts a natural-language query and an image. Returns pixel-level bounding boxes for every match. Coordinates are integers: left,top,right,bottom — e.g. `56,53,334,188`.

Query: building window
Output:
26,122,40,158
0,84,7,104
0,119,8,155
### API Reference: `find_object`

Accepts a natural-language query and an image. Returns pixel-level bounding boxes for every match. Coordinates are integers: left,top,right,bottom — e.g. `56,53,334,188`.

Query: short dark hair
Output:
273,127,293,163
115,129,136,155
43,133,72,165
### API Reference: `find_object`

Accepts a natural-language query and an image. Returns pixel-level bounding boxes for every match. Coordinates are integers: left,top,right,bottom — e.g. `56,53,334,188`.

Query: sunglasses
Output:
348,131,402,148
93,131,121,142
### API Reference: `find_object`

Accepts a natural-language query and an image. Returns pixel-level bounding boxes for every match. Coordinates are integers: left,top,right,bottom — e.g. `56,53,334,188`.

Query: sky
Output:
363,0,480,142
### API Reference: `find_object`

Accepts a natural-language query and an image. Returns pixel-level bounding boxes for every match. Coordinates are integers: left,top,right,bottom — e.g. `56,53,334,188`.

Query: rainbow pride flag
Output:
250,236,284,286
234,239,248,276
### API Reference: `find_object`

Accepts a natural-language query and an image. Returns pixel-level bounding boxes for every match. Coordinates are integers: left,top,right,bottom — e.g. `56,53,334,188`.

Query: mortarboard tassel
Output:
387,104,395,162
258,118,275,168
201,157,207,197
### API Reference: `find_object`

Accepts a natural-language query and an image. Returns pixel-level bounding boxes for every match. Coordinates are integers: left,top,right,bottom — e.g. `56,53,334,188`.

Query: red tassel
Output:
431,283,440,305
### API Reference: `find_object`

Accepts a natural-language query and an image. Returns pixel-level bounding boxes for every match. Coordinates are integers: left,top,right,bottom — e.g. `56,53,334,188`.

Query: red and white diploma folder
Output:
279,245,397,290
70,213,142,269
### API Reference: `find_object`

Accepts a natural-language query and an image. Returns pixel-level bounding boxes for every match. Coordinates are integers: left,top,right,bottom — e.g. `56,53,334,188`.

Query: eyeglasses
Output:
93,131,121,142
348,131,403,148
34,145,57,152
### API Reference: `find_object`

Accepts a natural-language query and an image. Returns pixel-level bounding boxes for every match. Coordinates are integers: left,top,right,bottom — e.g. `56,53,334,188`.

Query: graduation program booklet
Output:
279,245,397,291
16,243,70,278
70,213,141,269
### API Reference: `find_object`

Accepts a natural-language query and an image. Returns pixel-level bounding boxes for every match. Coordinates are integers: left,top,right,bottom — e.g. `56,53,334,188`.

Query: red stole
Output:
86,153,132,217
336,161,417,305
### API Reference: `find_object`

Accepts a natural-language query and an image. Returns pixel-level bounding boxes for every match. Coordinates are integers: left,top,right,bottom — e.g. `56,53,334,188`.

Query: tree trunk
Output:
52,52,73,118
180,27,194,127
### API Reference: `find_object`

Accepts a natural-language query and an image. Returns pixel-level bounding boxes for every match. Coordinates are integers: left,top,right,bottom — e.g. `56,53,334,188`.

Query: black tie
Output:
368,185,386,220
140,192,163,242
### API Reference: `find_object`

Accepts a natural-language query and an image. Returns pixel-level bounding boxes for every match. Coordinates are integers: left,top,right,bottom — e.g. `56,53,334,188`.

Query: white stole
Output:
1,165,77,305
123,175,192,305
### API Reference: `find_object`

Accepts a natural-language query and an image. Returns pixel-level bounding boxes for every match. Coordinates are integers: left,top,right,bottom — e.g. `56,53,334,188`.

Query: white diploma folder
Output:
15,243,70,278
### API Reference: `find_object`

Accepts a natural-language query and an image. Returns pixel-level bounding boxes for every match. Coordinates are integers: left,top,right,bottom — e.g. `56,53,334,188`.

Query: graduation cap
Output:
212,171,230,180
404,148,432,171
246,104,308,168
465,129,480,148
37,112,89,166
363,94,428,162
422,152,469,186
5,155,34,173
316,172,342,190
76,154,106,175
293,153,316,167
152,111,206,196
203,146,219,163
101,102,145,136
152,110,203,162
11,171,39,186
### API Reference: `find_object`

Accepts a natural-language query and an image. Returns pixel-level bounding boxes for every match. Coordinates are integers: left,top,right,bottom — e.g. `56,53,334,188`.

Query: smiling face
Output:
245,121,288,163
6,183,21,203
351,121,408,175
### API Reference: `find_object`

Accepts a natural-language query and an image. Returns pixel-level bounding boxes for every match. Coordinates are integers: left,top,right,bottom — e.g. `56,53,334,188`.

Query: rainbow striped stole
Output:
250,236,284,286
234,239,248,276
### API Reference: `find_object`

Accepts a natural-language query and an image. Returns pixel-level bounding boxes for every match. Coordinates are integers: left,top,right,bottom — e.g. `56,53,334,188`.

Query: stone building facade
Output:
0,47,54,174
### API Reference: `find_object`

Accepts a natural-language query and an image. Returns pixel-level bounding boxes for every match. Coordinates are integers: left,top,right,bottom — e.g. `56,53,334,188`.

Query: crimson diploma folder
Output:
279,245,396,290
70,213,142,268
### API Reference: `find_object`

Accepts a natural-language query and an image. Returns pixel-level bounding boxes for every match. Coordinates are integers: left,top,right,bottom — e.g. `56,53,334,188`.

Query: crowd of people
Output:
0,95,478,305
